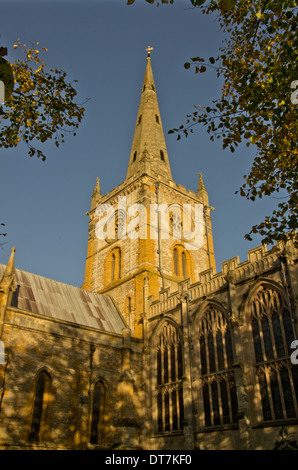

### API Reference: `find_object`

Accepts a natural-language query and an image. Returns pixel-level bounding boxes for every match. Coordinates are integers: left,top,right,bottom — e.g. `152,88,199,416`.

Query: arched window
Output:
173,248,179,276
104,247,122,287
155,322,184,433
111,247,121,282
248,285,298,421
160,150,165,161
111,252,116,281
90,380,105,445
198,306,238,427
29,371,51,441
172,245,191,280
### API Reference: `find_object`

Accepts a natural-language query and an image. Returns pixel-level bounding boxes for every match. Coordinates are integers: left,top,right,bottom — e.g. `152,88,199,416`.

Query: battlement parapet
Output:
148,240,297,318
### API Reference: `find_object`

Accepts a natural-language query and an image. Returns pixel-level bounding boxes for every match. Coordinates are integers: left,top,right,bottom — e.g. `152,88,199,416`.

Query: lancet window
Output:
172,244,190,280
249,285,298,421
29,370,51,441
111,247,121,282
155,322,184,433
198,306,238,427
90,380,106,445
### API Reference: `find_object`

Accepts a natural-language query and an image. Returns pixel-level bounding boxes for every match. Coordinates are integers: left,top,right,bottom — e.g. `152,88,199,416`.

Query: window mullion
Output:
258,316,267,362
268,314,277,359
265,367,275,420
276,366,287,419
208,380,214,426
288,364,298,416
217,376,223,425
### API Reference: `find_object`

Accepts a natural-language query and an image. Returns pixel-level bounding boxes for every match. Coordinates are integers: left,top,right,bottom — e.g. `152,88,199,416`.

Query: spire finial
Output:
198,173,206,191
93,177,101,197
146,46,153,57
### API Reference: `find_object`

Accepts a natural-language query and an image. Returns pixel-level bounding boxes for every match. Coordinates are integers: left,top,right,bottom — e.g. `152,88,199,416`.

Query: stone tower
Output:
82,50,216,338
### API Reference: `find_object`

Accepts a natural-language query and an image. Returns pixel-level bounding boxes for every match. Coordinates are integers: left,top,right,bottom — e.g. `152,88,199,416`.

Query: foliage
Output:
129,0,298,245
0,40,85,161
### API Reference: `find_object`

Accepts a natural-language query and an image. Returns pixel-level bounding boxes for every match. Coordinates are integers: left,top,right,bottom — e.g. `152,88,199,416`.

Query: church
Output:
0,50,297,450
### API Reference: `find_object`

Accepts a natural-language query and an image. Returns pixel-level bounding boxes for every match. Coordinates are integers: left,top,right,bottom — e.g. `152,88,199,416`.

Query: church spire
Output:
126,48,172,181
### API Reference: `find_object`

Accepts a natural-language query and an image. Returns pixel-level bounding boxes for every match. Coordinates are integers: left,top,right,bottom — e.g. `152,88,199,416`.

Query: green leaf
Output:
219,0,235,11
184,62,191,69
191,0,206,6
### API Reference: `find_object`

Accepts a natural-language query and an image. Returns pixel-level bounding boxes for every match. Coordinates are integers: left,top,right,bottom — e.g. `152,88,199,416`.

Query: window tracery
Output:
248,285,298,421
155,322,184,433
197,306,238,427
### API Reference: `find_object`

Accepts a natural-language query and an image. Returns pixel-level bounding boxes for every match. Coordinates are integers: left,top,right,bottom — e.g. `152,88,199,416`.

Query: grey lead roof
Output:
0,264,126,334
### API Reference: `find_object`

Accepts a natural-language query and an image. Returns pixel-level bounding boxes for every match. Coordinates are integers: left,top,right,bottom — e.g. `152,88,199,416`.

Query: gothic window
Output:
198,306,238,427
170,211,182,238
172,245,191,280
104,247,122,287
173,248,179,276
156,322,184,433
248,285,298,421
111,247,121,282
29,371,51,441
90,380,105,445
111,252,116,281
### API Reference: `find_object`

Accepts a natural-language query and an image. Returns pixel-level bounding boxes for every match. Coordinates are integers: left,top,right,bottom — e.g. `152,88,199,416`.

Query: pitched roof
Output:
0,264,126,334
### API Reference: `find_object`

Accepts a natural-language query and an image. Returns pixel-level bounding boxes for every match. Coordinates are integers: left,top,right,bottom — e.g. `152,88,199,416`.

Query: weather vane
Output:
146,46,154,57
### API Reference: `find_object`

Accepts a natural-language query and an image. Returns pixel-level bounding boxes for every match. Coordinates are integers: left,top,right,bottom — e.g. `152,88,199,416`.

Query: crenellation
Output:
247,244,268,263
147,241,296,320
187,189,197,198
221,256,240,274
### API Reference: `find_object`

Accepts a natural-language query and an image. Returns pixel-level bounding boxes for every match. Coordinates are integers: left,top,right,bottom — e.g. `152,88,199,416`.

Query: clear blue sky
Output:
0,0,277,287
